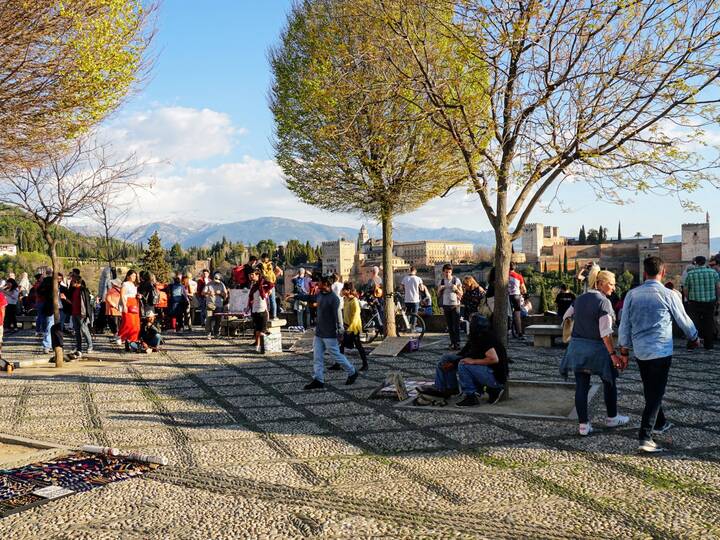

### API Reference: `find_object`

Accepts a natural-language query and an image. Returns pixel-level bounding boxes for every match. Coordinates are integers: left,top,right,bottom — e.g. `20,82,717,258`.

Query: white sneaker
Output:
578,422,593,436
71,350,82,358
115,338,122,346
653,422,674,435
638,439,664,453
207,333,213,340
145,348,152,354
606,415,630,428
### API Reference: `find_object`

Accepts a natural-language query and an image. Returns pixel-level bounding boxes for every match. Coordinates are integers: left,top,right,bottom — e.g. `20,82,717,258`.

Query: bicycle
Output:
358,294,426,344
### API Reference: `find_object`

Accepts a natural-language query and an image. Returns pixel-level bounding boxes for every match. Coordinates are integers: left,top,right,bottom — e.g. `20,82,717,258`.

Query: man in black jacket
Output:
69,275,94,355
293,275,358,389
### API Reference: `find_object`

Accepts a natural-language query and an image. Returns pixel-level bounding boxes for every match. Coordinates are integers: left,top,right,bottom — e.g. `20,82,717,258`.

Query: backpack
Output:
232,266,247,287
261,261,276,283
150,286,161,306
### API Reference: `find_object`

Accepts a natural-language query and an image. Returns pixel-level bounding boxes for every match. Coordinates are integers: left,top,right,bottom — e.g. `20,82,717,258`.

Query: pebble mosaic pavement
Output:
0,329,719,539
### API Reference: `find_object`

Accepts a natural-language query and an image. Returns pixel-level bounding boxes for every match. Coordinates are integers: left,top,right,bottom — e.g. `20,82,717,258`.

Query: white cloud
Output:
104,106,241,164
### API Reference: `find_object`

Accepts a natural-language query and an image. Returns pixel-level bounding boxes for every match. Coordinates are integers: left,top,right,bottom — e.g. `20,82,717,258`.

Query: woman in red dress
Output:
118,270,140,349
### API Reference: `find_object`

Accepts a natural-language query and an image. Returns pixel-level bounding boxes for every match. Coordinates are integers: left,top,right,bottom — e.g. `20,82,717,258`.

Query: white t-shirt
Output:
331,281,344,309
402,275,423,303
250,287,267,313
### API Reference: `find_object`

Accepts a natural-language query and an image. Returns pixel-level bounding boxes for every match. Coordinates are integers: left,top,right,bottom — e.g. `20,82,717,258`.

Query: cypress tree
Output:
563,249,568,274
558,253,562,274
617,221,622,241
141,231,171,282
578,225,586,244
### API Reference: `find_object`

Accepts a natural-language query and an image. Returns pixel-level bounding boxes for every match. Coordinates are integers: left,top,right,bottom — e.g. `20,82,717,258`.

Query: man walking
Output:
402,266,426,330
303,275,358,390
683,255,720,350
619,256,699,453
508,262,527,339
438,264,463,350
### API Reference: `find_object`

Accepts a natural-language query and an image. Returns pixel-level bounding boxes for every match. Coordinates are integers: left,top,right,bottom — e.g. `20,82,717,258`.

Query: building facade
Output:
320,239,356,281
393,240,474,267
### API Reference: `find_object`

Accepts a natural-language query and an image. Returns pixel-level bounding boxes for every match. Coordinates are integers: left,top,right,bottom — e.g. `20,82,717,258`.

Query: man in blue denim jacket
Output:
618,256,699,453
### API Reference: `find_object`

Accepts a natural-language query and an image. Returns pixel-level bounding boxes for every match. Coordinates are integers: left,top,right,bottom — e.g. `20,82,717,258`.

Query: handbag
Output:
478,297,493,318
562,316,573,343
342,331,356,349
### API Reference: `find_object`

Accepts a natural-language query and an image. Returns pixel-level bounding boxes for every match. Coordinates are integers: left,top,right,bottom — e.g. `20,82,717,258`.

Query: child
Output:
140,314,162,353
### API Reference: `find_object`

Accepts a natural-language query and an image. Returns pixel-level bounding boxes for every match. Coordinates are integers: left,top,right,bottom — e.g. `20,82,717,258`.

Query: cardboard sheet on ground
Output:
289,334,315,353
228,289,249,313
370,336,410,357
395,380,600,420
368,379,434,400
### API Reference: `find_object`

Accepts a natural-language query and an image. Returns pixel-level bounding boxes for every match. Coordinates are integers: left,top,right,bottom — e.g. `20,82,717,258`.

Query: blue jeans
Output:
72,316,93,352
574,371,617,424
434,353,461,393
199,297,207,326
458,363,501,395
405,302,419,328
313,336,355,383
41,314,54,350
268,288,277,319
145,334,161,348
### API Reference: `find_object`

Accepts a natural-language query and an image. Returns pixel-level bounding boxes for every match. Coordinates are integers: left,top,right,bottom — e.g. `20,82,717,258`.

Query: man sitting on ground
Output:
420,315,508,406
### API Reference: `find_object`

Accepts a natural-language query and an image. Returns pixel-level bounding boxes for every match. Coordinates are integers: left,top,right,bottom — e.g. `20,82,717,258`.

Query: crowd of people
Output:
0,249,717,455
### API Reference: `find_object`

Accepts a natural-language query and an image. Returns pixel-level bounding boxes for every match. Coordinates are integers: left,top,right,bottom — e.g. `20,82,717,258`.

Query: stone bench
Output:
525,324,563,347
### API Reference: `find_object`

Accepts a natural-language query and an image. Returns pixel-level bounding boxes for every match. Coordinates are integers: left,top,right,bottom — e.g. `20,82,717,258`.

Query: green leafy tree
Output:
0,0,154,168
586,229,600,244
270,0,469,336
616,270,635,297
141,231,171,282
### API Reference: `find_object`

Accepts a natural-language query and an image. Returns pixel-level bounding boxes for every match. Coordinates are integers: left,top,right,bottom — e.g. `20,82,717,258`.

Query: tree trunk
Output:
493,222,512,348
381,213,396,338
45,233,64,368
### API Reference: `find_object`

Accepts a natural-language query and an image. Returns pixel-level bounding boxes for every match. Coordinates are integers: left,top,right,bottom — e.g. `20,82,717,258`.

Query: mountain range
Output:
70,217,720,253
108,217,497,249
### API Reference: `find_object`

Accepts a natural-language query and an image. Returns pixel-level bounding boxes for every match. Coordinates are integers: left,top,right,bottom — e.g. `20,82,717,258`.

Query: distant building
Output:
521,223,565,262
321,239,356,281
0,244,17,257
519,217,711,283
393,240,474,267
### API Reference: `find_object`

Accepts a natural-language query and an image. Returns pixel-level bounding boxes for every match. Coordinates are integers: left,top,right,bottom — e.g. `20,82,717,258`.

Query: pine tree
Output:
578,225,586,244
141,231,171,282
617,221,622,241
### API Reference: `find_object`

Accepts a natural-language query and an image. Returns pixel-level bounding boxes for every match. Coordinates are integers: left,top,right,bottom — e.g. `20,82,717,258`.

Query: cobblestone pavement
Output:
1,329,719,539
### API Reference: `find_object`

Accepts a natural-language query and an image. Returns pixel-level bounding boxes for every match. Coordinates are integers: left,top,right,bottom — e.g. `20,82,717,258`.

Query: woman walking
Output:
560,269,630,436
339,282,369,371
3,278,19,332
118,270,140,350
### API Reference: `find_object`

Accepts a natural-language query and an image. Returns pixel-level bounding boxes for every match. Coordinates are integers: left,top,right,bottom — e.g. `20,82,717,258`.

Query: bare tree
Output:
0,138,142,366
372,0,720,341
91,192,136,269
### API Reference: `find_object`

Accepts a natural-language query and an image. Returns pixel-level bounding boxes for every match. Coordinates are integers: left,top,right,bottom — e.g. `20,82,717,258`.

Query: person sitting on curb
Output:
140,313,162,353
419,314,508,406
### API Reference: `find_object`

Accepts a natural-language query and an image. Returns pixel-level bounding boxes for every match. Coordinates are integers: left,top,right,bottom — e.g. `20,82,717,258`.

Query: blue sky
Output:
108,1,720,240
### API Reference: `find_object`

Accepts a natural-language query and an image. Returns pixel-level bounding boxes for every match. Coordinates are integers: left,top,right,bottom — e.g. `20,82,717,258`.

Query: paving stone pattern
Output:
1,330,719,539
